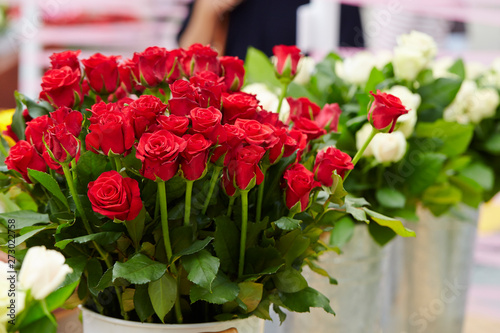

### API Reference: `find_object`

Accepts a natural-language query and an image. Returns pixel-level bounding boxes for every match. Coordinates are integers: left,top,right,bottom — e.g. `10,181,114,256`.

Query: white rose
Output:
356,123,375,157
431,57,455,79
371,131,407,164
466,62,486,80
374,50,393,70
19,246,72,300
337,51,377,85
0,262,25,324
397,31,437,62
469,87,499,123
386,85,420,138
293,57,316,85
393,31,437,81
242,83,290,120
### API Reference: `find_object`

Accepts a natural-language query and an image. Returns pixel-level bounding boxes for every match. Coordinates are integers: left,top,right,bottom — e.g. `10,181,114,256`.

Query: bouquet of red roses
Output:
0,44,413,329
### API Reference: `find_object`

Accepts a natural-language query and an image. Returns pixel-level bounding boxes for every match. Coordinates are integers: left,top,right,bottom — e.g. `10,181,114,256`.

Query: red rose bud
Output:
222,171,237,197
292,117,327,141
222,92,258,124
81,53,120,94
50,107,83,138
283,163,320,212
168,80,200,116
88,170,143,221
49,50,81,71
132,46,181,87
368,90,409,133
42,123,80,166
157,115,190,136
5,140,46,182
227,144,265,190
287,97,321,122
267,127,288,165
272,45,302,79
234,119,277,147
190,71,224,109
283,129,308,158
136,130,187,181
25,115,54,153
39,66,83,108
188,44,219,76
124,95,167,138
210,123,246,164
180,134,212,180
86,105,135,155
315,103,342,132
171,79,197,98
219,56,245,91
190,106,226,144
254,110,286,128
314,147,353,187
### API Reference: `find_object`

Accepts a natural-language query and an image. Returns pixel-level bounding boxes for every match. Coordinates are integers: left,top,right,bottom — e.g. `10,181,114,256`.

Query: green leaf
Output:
75,151,109,189
405,153,446,195
345,199,368,222
449,175,482,207
460,162,494,192
8,225,52,246
182,249,220,291
245,246,285,277
273,217,302,231
171,237,214,263
244,47,281,90
20,315,57,333
364,67,385,93
417,78,462,122
272,266,308,293
55,232,122,250
280,287,335,315
368,222,396,246
329,217,355,248
148,274,177,323
135,284,155,322
422,183,462,207
213,216,239,274
27,169,69,208
190,272,239,305
305,259,337,285
21,93,53,118
95,268,113,291
125,207,145,249
375,188,406,209
87,258,104,297
12,91,26,141
449,59,465,80
415,120,474,157
60,256,88,289
0,210,50,229
113,253,167,284
484,133,500,154
363,208,416,237
237,282,263,313
329,173,348,205
276,230,310,266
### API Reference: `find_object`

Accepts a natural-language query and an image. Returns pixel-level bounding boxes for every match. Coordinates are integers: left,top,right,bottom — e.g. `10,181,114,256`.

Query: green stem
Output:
344,127,378,180
114,156,123,173
238,190,249,278
256,167,268,223
227,195,235,217
157,180,183,324
202,166,222,215
288,210,296,218
184,180,194,226
277,81,290,116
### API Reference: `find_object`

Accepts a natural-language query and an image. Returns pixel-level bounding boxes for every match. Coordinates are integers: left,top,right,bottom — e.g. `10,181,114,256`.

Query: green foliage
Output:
148,274,177,323
113,254,167,284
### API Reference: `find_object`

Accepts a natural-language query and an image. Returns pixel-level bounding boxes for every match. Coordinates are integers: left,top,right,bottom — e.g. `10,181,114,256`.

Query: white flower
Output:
385,85,420,138
242,83,290,122
466,62,486,80
371,131,407,164
293,57,316,85
356,123,375,157
393,31,437,81
444,80,499,124
336,51,377,85
432,57,455,79
374,50,393,70
19,246,72,300
0,262,25,324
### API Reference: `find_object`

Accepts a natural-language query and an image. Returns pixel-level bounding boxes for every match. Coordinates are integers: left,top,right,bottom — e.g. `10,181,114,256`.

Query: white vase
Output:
80,307,265,333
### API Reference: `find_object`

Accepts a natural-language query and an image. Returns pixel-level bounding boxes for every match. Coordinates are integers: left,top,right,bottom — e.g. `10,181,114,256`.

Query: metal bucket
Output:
383,205,478,333
268,224,387,333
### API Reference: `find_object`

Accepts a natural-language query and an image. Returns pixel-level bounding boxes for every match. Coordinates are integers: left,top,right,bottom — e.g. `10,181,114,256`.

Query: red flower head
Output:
180,134,212,181
157,114,190,137
187,44,219,76
88,170,143,221
168,80,200,116
314,147,353,187
222,92,259,124
283,163,320,212
5,140,46,182
292,117,327,141
234,119,277,147
123,95,167,139
136,130,187,181
287,97,321,122
132,46,181,87
81,53,120,94
42,123,81,167
283,129,308,159
368,90,409,133
190,71,224,109
49,50,81,71
210,123,246,164
272,45,302,78
39,66,83,109
25,115,54,153
254,110,286,128
226,144,266,191
315,103,342,132
190,106,226,144
219,56,245,91
50,107,83,138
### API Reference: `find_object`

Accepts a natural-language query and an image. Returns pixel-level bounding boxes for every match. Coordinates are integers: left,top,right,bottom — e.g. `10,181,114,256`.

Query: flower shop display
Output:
0,43,414,333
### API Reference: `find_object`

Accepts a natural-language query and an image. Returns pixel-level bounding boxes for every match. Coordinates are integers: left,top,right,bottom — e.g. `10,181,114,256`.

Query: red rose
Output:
268,127,288,165
222,92,258,124
136,130,187,181
287,97,321,122
157,115,190,136
132,47,181,87
88,170,143,221
234,119,277,147
5,140,46,182
226,144,265,190
25,115,54,153
81,53,120,94
188,44,219,76
292,117,327,141
254,110,286,128
314,147,353,186
368,90,409,133
49,50,81,71
119,59,144,94
86,104,135,155
168,80,200,116
39,66,83,108
171,80,196,98
315,103,342,132
190,106,225,143
272,45,302,78
42,123,80,166
190,71,224,109
50,107,83,138
210,123,246,164
222,172,237,197
124,95,167,138
219,56,245,91
3,126,19,143
283,163,320,212
180,134,212,180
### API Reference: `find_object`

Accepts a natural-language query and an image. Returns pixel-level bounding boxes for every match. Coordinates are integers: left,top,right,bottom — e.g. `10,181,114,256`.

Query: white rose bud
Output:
242,83,290,119
293,57,316,85
371,131,407,164
386,85,421,138
393,31,437,81
356,123,375,157
337,51,377,85
19,246,72,300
